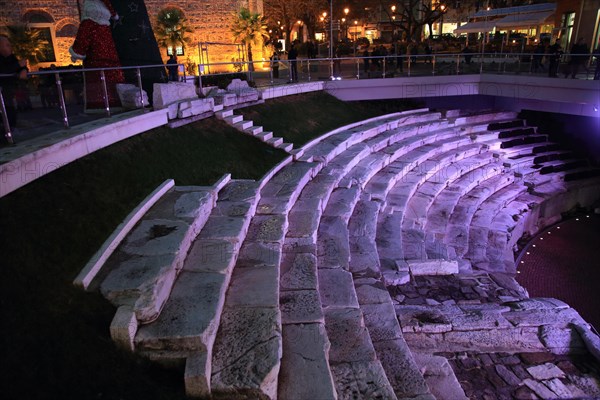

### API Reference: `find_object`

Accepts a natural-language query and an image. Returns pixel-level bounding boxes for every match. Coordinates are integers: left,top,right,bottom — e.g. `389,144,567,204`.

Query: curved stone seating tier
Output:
80,108,600,399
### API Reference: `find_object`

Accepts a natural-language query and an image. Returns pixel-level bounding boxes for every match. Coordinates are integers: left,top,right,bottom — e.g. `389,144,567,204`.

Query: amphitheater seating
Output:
82,108,600,399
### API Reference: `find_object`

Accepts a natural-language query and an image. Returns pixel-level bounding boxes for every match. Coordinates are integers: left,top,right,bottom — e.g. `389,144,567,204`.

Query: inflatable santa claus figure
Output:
69,0,124,110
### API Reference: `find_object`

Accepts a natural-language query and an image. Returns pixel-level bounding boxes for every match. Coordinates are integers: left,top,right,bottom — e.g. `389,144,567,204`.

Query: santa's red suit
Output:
69,0,124,109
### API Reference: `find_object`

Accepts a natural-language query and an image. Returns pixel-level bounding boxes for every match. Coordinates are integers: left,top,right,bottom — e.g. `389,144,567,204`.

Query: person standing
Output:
287,44,298,82
0,34,28,137
547,41,562,78
270,51,280,79
166,53,179,81
564,37,589,79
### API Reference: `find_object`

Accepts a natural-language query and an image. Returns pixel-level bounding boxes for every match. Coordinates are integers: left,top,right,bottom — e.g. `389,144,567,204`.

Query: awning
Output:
454,21,496,34
494,11,554,29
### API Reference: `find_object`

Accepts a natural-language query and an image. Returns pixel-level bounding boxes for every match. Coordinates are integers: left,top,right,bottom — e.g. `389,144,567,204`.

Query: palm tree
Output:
155,7,193,56
230,8,269,72
7,25,50,65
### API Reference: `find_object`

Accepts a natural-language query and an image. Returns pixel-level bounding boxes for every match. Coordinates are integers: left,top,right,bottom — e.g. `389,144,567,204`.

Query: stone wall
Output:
0,0,264,71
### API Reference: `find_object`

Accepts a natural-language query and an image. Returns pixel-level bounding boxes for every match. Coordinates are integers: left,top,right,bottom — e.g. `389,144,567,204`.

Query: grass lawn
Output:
0,93,421,399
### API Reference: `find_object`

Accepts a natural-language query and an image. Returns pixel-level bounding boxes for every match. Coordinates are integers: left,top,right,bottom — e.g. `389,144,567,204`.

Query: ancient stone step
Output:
245,125,263,135
223,114,242,125
277,142,293,152
267,137,284,147
256,131,273,142
234,120,253,131
215,109,233,119
100,185,218,325
133,180,260,396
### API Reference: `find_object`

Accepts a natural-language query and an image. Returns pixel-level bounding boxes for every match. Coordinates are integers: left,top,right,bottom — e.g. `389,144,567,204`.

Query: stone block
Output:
110,305,138,351
349,237,381,278
280,252,318,291
178,98,214,118
280,290,324,324
317,216,350,269
226,265,279,308
361,303,403,342
211,307,281,399
526,363,565,380
324,308,377,363
330,361,397,400
184,352,210,398
318,269,359,309
323,187,361,223
237,241,281,268
153,82,197,109
540,325,585,354
198,215,248,243
382,270,411,286
116,83,148,109
544,378,576,399
278,323,337,400
348,200,380,239
408,259,459,276
218,180,260,203
413,353,467,400
373,339,430,398
522,379,557,399
246,214,288,243
354,278,392,305
135,271,227,352
184,239,238,273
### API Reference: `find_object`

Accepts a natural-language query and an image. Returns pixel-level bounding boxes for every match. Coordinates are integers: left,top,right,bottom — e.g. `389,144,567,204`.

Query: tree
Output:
7,25,50,65
380,0,444,41
230,8,269,72
155,7,193,55
264,0,327,49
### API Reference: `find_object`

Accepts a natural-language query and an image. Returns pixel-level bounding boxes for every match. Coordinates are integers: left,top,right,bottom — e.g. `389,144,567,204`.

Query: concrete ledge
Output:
260,81,324,100
0,109,169,198
74,179,175,290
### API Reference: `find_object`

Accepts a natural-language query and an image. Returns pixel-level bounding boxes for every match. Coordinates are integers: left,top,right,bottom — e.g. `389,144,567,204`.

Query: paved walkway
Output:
517,214,600,330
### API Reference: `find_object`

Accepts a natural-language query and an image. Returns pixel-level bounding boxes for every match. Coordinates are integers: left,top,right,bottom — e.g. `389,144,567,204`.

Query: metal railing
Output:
0,52,597,145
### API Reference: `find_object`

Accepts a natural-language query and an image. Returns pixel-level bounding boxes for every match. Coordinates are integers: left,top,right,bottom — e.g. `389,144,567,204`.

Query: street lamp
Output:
344,7,349,40
440,5,445,36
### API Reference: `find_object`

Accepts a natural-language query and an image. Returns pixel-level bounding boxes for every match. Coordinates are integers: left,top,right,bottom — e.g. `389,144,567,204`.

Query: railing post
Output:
356,57,360,79
136,67,147,111
0,87,14,145
456,54,460,75
100,70,111,118
55,72,70,128
307,59,312,82
407,56,411,77
479,52,484,74
382,57,386,78
182,63,187,83
269,59,273,85
432,55,436,75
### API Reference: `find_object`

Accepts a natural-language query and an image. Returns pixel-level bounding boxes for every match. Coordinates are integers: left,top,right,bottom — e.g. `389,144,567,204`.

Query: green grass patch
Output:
239,91,422,145
0,93,421,399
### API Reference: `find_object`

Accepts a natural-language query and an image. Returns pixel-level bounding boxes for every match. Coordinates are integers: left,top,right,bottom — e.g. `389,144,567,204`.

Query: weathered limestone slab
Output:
395,305,452,334
407,259,459,276
382,270,411,286
361,302,403,342
121,219,191,256
286,199,321,240
545,377,576,399
450,305,513,331
413,353,467,400
116,83,148,109
278,323,337,400
348,200,380,238
198,215,248,243
185,352,210,398
318,269,359,309
323,187,361,223
441,328,545,352
507,298,570,311
153,82,197,109
540,325,585,354
226,265,279,308
373,339,430,398
354,278,392,305
523,379,558,399
503,307,587,329
280,289,324,324
184,239,238,273
211,307,281,399
211,200,253,218
178,98,215,119
299,173,338,205
135,271,227,352
110,305,137,351
330,361,398,400
402,228,427,261
526,363,566,380
236,241,281,268
101,254,175,309
349,236,381,278
318,216,350,269
324,308,377,363
218,180,260,203
573,323,600,362
280,252,318,291
246,215,288,243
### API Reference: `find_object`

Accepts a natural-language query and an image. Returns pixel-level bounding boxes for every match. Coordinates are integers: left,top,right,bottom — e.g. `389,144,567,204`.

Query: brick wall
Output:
1,0,265,72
